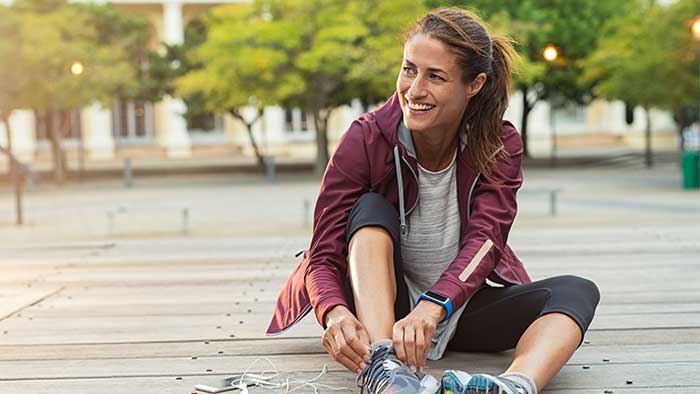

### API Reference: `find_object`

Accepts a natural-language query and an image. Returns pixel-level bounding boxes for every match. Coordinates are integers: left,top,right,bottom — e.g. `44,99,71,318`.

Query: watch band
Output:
417,291,454,323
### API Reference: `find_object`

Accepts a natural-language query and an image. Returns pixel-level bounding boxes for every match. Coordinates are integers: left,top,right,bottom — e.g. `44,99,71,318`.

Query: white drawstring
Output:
196,356,348,394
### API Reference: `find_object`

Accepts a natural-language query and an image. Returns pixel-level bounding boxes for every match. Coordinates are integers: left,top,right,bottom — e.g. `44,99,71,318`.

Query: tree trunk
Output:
229,109,265,171
3,114,13,178
520,87,533,158
47,110,67,184
313,108,330,176
644,106,653,169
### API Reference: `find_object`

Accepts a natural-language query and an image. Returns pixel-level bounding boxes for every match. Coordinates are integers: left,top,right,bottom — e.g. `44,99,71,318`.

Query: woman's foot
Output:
357,339,438,394
441,371,535,394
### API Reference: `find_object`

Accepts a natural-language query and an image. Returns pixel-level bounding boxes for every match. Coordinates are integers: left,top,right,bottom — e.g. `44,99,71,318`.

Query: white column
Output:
157,1,191,158
0,110,37,162
263,105,286,144
81,102,115,160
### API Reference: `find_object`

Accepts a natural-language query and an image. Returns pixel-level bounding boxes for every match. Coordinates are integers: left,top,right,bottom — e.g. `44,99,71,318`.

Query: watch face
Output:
426,291,448,303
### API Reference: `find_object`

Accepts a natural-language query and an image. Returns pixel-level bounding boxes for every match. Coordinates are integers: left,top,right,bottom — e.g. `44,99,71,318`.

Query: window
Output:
112,100,154,143
34,110,81,141
284,107,309,133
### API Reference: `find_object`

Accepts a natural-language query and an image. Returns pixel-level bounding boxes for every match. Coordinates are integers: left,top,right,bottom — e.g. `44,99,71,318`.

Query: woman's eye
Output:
402,66,416,75
430,74,445,81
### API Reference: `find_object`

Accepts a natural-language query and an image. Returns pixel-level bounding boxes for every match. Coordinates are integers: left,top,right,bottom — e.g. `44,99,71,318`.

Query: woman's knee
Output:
558,275,600,305
346,193,400,247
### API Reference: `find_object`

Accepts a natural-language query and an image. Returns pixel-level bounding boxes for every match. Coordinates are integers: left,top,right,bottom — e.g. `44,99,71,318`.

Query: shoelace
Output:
356,345,396,394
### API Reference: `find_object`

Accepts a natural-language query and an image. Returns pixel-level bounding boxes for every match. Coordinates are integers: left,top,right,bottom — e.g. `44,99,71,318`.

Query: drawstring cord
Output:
393,145,407,236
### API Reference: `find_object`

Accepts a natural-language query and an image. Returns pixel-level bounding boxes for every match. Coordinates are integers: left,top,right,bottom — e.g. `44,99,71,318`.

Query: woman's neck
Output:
411,128,459,172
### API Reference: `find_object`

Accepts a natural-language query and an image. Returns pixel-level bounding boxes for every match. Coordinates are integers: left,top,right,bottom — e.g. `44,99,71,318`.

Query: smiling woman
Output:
268,7,600,394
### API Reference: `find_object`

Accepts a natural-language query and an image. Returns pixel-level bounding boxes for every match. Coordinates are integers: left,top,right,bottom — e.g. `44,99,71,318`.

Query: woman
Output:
267,7,600,394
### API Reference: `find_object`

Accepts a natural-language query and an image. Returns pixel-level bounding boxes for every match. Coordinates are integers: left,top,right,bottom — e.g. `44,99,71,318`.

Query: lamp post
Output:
70,61,85,179
693,17,700,130
543,44,559,167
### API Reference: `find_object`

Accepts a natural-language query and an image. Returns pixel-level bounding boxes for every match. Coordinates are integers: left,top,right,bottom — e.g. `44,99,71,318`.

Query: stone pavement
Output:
0,163,698,393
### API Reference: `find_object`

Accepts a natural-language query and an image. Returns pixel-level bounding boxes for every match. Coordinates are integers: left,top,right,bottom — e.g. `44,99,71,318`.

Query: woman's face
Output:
397,33,484,136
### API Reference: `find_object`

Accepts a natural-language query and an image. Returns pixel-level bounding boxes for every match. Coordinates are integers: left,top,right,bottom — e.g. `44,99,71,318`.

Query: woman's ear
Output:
466,73,487,98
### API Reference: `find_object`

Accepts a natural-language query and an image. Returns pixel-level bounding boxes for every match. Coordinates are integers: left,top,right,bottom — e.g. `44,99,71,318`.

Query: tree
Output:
426,0,630,157
348,0,427,109
12,0,150,183
176,2,300,169
582,0,694,167
179,0,424,173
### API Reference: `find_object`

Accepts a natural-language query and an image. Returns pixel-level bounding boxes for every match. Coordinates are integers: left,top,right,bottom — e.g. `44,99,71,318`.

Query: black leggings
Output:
343,193,600,352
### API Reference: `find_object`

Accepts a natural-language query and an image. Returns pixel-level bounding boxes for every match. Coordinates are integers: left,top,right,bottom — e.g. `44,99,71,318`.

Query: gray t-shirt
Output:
400,150,467,360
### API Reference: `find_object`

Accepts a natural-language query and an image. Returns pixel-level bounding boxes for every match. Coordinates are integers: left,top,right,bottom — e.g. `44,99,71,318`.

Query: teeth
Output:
406,99,435,111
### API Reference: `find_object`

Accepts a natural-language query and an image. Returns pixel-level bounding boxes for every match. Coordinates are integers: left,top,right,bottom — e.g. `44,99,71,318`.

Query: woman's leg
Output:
344,193,409,343
347,226,397,342
504,312,581,390
447,275,600,392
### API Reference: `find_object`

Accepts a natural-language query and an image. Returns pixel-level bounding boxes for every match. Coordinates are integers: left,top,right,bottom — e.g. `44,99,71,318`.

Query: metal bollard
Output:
124,158,133,188
107,210,115,236
182,207,190,235
303,198,310,228
264,156,276,182
550,191,557,216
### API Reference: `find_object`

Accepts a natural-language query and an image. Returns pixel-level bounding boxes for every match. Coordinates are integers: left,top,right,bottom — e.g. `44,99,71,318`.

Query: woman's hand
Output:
392,301,445,373
322,305,371,373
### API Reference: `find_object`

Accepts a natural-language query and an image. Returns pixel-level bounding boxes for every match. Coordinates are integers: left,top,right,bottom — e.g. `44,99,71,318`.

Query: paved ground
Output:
0,162,698,393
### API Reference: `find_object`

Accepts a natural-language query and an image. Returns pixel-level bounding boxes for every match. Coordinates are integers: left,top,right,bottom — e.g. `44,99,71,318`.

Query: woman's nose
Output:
408,76,427,98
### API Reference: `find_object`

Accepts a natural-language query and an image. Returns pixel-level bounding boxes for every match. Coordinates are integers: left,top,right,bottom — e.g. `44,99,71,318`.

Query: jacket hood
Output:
373,92,404,147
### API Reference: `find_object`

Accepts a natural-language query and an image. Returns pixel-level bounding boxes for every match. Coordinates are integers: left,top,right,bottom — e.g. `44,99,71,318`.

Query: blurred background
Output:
0,0,699,243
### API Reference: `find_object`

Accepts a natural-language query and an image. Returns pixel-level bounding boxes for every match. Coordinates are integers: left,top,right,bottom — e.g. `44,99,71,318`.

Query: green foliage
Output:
177,0,425,170
14,3,141,112
583,0,696,116
434,0,631,103
0,6,26,120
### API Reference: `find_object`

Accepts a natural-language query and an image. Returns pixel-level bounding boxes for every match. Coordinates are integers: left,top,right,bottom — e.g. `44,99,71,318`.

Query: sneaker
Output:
441,371,529,394
356,339,439,394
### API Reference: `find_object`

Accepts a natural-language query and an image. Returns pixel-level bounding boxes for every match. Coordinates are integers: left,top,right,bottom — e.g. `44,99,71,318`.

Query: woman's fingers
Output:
421,328,433,371
335,352,363,373
343,327,369,368
356,325,371,361
392,324,407,363
340,325,369,368
403,325,417,372
414,327,426,372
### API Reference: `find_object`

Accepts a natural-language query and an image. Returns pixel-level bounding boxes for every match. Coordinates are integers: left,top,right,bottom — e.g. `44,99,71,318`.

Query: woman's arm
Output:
429,122,524,311
304,119,371,328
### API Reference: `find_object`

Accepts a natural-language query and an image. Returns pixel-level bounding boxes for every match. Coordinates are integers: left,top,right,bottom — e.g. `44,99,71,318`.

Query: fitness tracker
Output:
417,291,454,323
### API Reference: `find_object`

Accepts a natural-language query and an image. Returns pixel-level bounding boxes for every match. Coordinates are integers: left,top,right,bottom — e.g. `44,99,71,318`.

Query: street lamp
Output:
543,44,559,167
70,61,84,76
542,44,558,63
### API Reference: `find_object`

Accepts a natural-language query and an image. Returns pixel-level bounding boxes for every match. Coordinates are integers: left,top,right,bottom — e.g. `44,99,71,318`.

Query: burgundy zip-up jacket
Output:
267,93,531,335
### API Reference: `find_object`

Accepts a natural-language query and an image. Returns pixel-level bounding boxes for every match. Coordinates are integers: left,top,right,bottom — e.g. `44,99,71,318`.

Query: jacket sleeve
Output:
428,123,523,311
304,120,371,328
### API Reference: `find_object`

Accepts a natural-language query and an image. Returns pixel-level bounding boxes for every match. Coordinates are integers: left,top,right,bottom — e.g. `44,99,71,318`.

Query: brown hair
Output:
407,7,517,182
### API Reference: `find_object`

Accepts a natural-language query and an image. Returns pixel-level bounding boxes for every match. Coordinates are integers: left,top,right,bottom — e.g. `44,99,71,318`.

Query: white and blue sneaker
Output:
357,339,439,394
441,371,532,394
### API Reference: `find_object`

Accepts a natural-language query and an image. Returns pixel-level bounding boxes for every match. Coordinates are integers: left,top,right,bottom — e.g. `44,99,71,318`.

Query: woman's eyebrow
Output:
404,59,448,75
